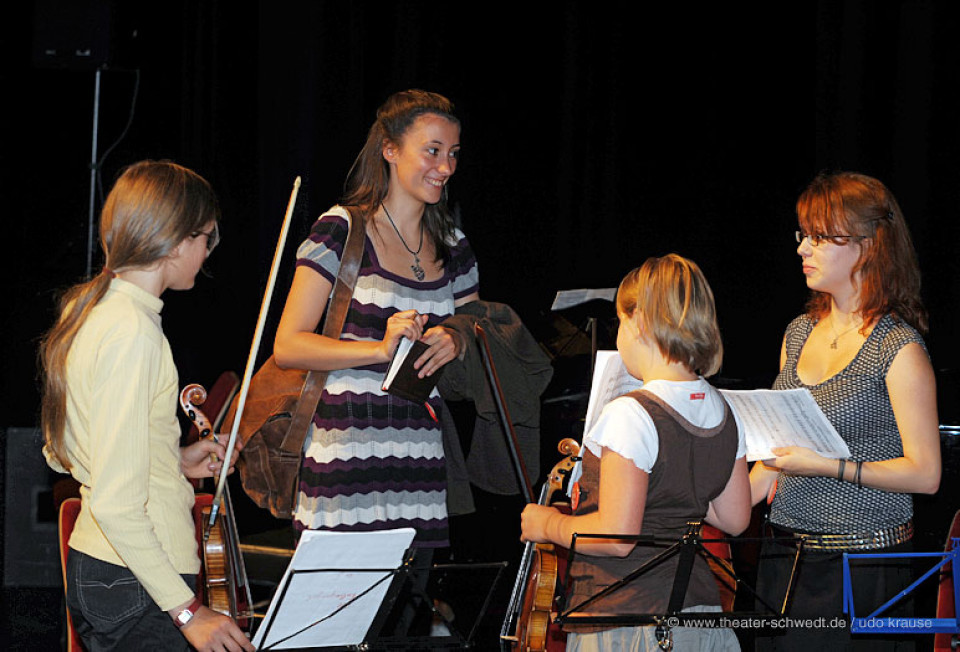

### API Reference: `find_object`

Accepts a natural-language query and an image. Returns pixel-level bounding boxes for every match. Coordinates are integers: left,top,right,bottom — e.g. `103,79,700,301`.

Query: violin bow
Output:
209,176,301,528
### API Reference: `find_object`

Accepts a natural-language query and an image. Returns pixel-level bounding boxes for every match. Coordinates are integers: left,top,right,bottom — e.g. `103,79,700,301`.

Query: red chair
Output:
935,509,960,651
58,497,84,652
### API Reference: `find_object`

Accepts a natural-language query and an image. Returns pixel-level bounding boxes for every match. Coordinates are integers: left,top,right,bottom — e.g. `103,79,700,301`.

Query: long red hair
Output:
796,171,927,334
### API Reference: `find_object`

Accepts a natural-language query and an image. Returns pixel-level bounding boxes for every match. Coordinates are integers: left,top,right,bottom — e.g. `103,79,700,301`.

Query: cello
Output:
502,438,581,652
179,383,255,632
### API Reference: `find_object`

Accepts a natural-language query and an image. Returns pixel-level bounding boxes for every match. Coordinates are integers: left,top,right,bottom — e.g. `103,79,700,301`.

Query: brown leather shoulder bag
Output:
222,210,366,519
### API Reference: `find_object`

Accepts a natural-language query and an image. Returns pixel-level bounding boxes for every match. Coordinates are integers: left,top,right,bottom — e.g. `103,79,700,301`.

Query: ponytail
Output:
38,160,218,470
40,271,114,469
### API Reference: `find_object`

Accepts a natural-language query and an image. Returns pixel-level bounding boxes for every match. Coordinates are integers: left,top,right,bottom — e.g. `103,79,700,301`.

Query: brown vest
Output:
564,389,738,629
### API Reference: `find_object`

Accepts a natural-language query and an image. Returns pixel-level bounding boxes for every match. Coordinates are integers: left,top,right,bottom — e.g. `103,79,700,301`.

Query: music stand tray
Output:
252,528,416,650
555,523,794,629
252,528,507,651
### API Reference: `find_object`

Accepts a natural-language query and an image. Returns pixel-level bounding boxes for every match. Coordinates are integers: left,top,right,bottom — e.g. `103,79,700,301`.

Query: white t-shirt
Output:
581,377,746,474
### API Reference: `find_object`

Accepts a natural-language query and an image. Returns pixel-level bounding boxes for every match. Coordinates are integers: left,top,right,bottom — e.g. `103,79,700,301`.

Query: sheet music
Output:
551,288,617,311
253,528,416,650
583,350,644,436
719,388,851,461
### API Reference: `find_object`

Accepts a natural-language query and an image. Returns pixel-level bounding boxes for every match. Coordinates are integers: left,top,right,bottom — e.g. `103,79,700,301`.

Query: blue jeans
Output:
66,548,196,651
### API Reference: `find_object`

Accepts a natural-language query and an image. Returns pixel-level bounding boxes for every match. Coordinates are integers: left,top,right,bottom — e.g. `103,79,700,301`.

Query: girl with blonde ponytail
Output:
40,160,253,652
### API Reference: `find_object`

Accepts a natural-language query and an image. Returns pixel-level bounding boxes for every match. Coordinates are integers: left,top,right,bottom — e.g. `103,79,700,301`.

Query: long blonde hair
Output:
617,254,723,377
40,160,219,469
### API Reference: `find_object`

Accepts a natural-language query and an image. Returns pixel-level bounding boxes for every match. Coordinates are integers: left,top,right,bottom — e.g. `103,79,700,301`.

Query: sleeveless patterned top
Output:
770,313,926,534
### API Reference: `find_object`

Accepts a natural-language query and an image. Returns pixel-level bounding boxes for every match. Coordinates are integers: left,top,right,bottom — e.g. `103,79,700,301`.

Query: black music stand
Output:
255,558,411,651
555,522,799,646
251,530,416,651
373,560,509,651
252,532,506,651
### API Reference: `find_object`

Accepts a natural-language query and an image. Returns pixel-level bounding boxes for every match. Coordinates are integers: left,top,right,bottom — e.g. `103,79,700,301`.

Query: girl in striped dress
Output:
274,90,480,550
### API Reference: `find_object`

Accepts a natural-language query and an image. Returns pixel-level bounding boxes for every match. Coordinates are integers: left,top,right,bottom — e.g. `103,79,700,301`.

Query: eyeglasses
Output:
795,231,868,247
191,223,220,252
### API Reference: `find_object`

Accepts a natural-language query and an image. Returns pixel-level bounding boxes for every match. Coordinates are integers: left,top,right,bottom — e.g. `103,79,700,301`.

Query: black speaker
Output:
32,0,139,71
2,427,62,587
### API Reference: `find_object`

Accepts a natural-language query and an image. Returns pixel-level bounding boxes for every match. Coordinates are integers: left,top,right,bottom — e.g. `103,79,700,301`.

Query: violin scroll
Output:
545,438,581,503
180,383,214,441
557,437,580,458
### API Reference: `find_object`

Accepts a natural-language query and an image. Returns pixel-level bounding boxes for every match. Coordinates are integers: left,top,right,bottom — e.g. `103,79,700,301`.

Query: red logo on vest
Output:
690,392,705,400
571,482,581,511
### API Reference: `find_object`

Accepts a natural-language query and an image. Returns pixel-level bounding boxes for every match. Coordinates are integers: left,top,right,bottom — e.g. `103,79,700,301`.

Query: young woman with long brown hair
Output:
41,160,253,652
272,88,480,636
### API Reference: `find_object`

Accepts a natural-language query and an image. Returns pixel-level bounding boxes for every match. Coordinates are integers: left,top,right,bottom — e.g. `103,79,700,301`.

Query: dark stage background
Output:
5,1,960,424
2,0,960,645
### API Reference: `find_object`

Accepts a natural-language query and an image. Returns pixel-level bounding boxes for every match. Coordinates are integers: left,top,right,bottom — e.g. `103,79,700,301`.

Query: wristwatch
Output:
173,597,203,628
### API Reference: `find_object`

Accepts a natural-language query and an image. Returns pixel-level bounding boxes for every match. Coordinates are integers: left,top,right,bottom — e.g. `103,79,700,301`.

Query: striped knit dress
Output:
292,206,480,547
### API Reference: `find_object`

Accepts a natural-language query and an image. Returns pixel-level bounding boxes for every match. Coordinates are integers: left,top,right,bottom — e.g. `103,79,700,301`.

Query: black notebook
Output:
381,338,442,403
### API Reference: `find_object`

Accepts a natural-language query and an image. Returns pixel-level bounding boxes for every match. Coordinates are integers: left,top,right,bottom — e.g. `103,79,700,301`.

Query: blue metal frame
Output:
841,538,960,634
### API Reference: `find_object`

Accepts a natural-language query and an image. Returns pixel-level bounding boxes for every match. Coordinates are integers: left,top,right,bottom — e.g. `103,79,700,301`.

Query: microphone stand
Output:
86,66,103,278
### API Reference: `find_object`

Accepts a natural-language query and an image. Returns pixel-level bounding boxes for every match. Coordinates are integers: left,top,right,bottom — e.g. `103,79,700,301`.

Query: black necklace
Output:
381,203,425,281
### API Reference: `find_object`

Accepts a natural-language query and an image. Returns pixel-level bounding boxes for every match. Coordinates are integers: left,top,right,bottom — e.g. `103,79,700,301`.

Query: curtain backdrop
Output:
4,1,959,428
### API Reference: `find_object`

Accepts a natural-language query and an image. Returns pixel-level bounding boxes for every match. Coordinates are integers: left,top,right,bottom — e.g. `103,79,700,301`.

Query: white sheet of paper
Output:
551,288,617,311
719,388,851,461
583,350,643,437
382,336,414,389
252,528,416,650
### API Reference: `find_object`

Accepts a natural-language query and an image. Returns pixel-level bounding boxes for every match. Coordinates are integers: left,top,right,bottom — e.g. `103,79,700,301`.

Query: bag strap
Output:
280,211,366,455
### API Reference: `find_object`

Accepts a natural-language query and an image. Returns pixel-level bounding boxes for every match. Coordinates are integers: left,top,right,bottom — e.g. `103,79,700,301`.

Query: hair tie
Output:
102,268,116,279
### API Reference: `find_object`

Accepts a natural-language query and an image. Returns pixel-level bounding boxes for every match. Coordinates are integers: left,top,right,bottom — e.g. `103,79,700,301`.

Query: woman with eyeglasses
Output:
750,171,939,650
40,161,253,651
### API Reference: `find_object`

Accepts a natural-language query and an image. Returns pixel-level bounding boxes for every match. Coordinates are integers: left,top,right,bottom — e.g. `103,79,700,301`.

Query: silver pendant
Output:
411,257,425,281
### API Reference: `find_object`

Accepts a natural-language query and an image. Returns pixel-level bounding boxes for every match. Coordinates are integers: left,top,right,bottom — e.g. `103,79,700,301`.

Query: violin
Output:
504,437,581,652
179,383,255,631
174,177,299,636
